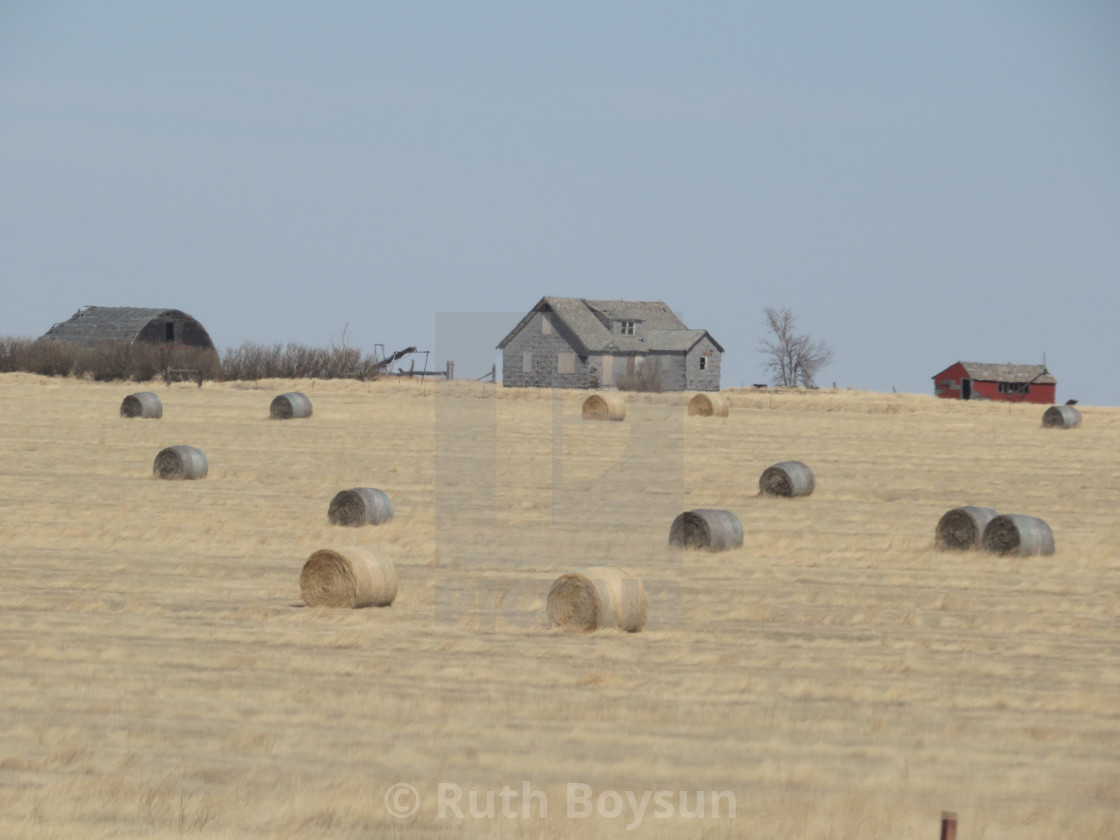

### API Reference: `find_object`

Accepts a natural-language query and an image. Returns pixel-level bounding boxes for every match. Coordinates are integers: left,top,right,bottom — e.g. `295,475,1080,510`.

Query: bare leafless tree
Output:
757,305,834,387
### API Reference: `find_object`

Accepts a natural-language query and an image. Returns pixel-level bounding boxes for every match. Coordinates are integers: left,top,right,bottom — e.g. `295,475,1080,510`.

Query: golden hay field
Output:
1,373,1118,839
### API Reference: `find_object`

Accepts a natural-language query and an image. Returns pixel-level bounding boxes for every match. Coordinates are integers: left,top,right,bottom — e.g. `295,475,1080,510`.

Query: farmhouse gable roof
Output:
497,296,722,354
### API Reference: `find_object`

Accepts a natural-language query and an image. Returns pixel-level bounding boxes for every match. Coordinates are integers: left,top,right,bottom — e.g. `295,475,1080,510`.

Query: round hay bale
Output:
120,391,163,419
300,548,398,608
1042,405,1081,429
270,392,313,419
759,460,815,497
582,393,627,422
152,445,208,480
935,506,998,550
328,488,394,527
981,514,1055,556
687,392,729,417
546,566,646,632
669,509,743,552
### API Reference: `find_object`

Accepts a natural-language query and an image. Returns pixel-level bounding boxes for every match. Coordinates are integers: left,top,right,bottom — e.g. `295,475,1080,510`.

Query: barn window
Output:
557,353,575,374
165,322,175,342
522,352,532,373
998,382,1029,394
699,356,708,370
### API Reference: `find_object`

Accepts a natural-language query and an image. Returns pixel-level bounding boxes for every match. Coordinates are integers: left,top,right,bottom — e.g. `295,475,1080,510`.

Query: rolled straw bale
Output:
120,391,163,419
687,392,729,417
300,547,398,608
669,509,743,552
981,514,1055,556
546,566,646,632
152,445,208,480
1042,405,1082,429
270,392,313,419
328,488,394,527
582,393,627,422
935,506,998,550
759,460,815,497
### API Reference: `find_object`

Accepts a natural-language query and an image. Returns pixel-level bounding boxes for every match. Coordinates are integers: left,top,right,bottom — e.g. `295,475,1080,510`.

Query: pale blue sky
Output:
3,2,1118,401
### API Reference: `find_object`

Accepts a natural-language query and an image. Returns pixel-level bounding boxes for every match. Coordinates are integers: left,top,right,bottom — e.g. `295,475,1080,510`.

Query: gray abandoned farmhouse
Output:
39,306,217,352
497,297,722,390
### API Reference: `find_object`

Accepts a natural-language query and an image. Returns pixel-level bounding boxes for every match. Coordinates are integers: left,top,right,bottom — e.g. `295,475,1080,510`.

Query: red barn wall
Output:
934,363,1055,403
933,363,969,399
971,381,1054,404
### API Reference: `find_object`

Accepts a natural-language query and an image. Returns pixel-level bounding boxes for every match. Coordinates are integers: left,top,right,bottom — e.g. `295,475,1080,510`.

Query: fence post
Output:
940,811,957,840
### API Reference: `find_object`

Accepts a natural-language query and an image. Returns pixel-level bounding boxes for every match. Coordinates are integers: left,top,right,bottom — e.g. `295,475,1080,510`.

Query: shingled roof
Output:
40,306,216,350
497,297,722,354
953,362,1056,385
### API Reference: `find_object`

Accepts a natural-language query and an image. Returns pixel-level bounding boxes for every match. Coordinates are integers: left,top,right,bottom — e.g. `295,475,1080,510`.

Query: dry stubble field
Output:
1,373,1118,839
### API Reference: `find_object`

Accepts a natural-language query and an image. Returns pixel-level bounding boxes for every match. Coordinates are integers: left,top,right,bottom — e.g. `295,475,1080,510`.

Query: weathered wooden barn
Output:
39,306,216,352
932,361,1056,404
497,297,723,391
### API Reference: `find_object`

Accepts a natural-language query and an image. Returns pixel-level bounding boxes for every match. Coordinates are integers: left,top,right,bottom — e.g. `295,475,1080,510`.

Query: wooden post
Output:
940,811,957,840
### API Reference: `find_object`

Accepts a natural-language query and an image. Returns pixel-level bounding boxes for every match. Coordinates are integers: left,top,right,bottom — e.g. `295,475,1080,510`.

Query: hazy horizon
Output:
3,3,1118,402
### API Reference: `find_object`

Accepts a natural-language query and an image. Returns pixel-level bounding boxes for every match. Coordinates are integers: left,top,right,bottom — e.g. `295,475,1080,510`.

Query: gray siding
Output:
500,310,589,388
685,336,721,391
499,303,723,391
648,353,687,391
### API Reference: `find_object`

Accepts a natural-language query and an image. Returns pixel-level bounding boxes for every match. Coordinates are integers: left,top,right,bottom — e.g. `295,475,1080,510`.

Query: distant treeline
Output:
0,337,392,382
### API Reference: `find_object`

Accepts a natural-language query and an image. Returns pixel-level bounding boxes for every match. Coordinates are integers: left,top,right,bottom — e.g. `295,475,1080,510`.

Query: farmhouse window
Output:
998,382,1029,395
699,356,708,370
541,314,552,335
522,352,532,373
557,353,575,374
619,320,636,335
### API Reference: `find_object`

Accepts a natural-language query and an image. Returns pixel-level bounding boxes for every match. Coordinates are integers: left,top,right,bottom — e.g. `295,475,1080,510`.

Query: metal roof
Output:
938,362,1056,384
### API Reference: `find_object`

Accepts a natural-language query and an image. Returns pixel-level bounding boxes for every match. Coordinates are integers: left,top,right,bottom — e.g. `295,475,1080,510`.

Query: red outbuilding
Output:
932,362,1056,404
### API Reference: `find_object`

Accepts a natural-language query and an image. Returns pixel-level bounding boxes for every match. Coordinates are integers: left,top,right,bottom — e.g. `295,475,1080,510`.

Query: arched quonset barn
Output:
39,306,217,352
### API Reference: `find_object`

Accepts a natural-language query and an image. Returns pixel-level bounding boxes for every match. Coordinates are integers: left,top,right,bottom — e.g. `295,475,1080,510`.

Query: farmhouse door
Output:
600,355,614,386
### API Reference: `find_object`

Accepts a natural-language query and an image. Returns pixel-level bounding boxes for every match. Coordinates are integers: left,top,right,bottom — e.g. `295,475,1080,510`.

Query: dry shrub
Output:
13,340,81,376
0,337,33,372
221,341,389,381
300,548,398,608
615,361,664,393
0,337,219,382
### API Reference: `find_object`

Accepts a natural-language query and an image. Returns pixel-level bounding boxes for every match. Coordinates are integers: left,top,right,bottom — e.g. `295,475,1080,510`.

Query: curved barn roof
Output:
40,306,215,349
